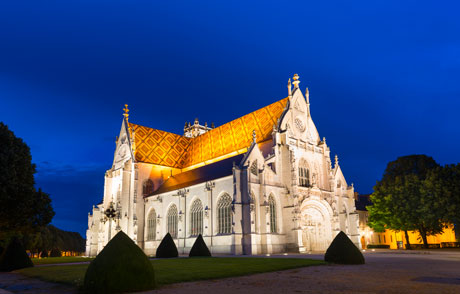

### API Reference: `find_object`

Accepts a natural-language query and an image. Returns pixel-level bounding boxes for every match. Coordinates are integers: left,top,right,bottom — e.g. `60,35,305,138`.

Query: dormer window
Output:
250,160,258,176
142,179,154,197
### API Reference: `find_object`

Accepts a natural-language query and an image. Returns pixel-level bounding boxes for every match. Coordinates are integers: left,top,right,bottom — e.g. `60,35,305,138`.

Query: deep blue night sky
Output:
1,1,459,236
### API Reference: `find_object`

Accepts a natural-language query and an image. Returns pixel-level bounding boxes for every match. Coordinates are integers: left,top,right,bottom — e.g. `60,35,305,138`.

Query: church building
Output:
86,74,360,256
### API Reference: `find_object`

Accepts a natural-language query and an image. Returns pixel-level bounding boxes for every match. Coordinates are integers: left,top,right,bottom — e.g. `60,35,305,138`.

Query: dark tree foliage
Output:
0,237,34,271
368,155,443,249
0,122,54,237
40,249,48,258
424,164,460,237
20,225,85,256
324,231,365,265
189,234,211,257
83,231,156,294
381,155,438,182
49,248,61,257
156,233,178,258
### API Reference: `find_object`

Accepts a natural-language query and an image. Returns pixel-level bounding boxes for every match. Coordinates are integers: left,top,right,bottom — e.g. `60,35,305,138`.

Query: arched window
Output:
299,167,310,187
250,191,258,232
190,199,203,236
298,159,310,187
146,209,156,241
217,194,232,234
269,195,277,233
143,179,154,197
167,204,178,238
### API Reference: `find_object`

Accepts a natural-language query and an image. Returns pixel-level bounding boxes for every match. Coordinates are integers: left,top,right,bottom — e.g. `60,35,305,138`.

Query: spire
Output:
252,130,257,143
335,155,339,167
287,78,292,97
123,104,129,122
292,74,300,88
305,87,310,104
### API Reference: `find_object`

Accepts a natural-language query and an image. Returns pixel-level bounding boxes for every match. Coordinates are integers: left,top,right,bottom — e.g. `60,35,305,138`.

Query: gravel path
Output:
0,272,76,294
1,251,459,293
138,252,460,294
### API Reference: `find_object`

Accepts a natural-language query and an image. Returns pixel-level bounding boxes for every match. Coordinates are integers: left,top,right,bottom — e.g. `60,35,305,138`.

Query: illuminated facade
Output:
86,74,360,256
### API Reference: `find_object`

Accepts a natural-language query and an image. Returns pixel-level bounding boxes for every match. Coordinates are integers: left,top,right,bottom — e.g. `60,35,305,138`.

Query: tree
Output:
368,155,443,249
425,164,460,239
0,122,54,239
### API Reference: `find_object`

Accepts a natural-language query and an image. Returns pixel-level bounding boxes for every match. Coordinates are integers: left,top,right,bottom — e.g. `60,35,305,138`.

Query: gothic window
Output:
269,195,277,233
217,194,232,234
250,191,258,232
250,160,258,176
143,179,154,197
190,199,203,236
298,167,310,187
167,204,178,238
146,209,156,241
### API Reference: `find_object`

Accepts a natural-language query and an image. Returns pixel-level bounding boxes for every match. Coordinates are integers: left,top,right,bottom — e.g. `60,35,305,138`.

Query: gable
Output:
129,124,192,168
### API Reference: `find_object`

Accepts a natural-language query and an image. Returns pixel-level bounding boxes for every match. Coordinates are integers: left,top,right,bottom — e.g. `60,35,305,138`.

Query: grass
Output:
18,257,325,288
31,257,95,265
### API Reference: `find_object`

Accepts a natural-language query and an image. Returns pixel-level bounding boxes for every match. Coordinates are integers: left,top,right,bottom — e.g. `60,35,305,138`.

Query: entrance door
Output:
301,207,331,252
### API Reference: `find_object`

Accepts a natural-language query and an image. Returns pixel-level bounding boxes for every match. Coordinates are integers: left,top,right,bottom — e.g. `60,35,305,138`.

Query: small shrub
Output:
49,248,61,257
189,234,211,257
156,233,178,258
324,231,364,265
0,237,34,271
366,244,390,249
40,250,49,258
83,231,155,293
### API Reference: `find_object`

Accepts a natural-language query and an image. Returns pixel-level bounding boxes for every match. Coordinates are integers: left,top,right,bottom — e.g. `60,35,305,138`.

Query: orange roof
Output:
129,97,288,169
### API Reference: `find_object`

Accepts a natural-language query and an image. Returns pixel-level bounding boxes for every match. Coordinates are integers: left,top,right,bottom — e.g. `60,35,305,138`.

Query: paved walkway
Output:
0,250,459,293
139,251,460,294
0,272,76,294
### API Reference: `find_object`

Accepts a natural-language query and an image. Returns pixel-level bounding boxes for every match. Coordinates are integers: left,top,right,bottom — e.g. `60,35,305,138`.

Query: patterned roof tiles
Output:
128,97,288,169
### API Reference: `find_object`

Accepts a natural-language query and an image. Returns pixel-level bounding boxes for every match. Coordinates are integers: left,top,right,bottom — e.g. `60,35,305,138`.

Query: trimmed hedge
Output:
405,243,441,249
83,231,155,294
367,244,390,249
156,233,178,258
49,248,61,257
441,242,460,248
0,237,34,272
324,231,365,265
189,234,211,257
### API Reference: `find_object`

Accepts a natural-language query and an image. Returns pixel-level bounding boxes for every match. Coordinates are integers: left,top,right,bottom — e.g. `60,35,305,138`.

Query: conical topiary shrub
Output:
40,250,49,258
324,231,365,264
156,233,178,258
49,248,61,257
189,234,211,257
0,237,34,271
83,231,155,294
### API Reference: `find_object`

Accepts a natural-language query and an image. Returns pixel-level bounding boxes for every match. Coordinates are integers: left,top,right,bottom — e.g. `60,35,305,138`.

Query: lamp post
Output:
104,202,120,241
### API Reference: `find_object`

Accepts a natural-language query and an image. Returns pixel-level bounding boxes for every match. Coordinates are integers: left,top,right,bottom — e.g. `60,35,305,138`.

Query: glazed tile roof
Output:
128,97,288,169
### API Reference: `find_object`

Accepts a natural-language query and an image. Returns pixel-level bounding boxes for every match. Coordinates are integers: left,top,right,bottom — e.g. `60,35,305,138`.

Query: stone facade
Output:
86,74,360,256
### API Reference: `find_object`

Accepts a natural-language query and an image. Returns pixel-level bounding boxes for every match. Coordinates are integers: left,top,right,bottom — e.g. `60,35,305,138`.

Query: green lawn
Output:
31,257,95,265
19,257,324,288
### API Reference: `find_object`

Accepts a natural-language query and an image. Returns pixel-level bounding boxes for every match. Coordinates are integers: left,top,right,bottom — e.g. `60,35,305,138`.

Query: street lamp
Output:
104,202,121,241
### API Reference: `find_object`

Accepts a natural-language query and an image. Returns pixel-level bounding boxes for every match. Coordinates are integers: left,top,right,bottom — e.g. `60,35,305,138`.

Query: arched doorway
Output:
300,200,333,252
